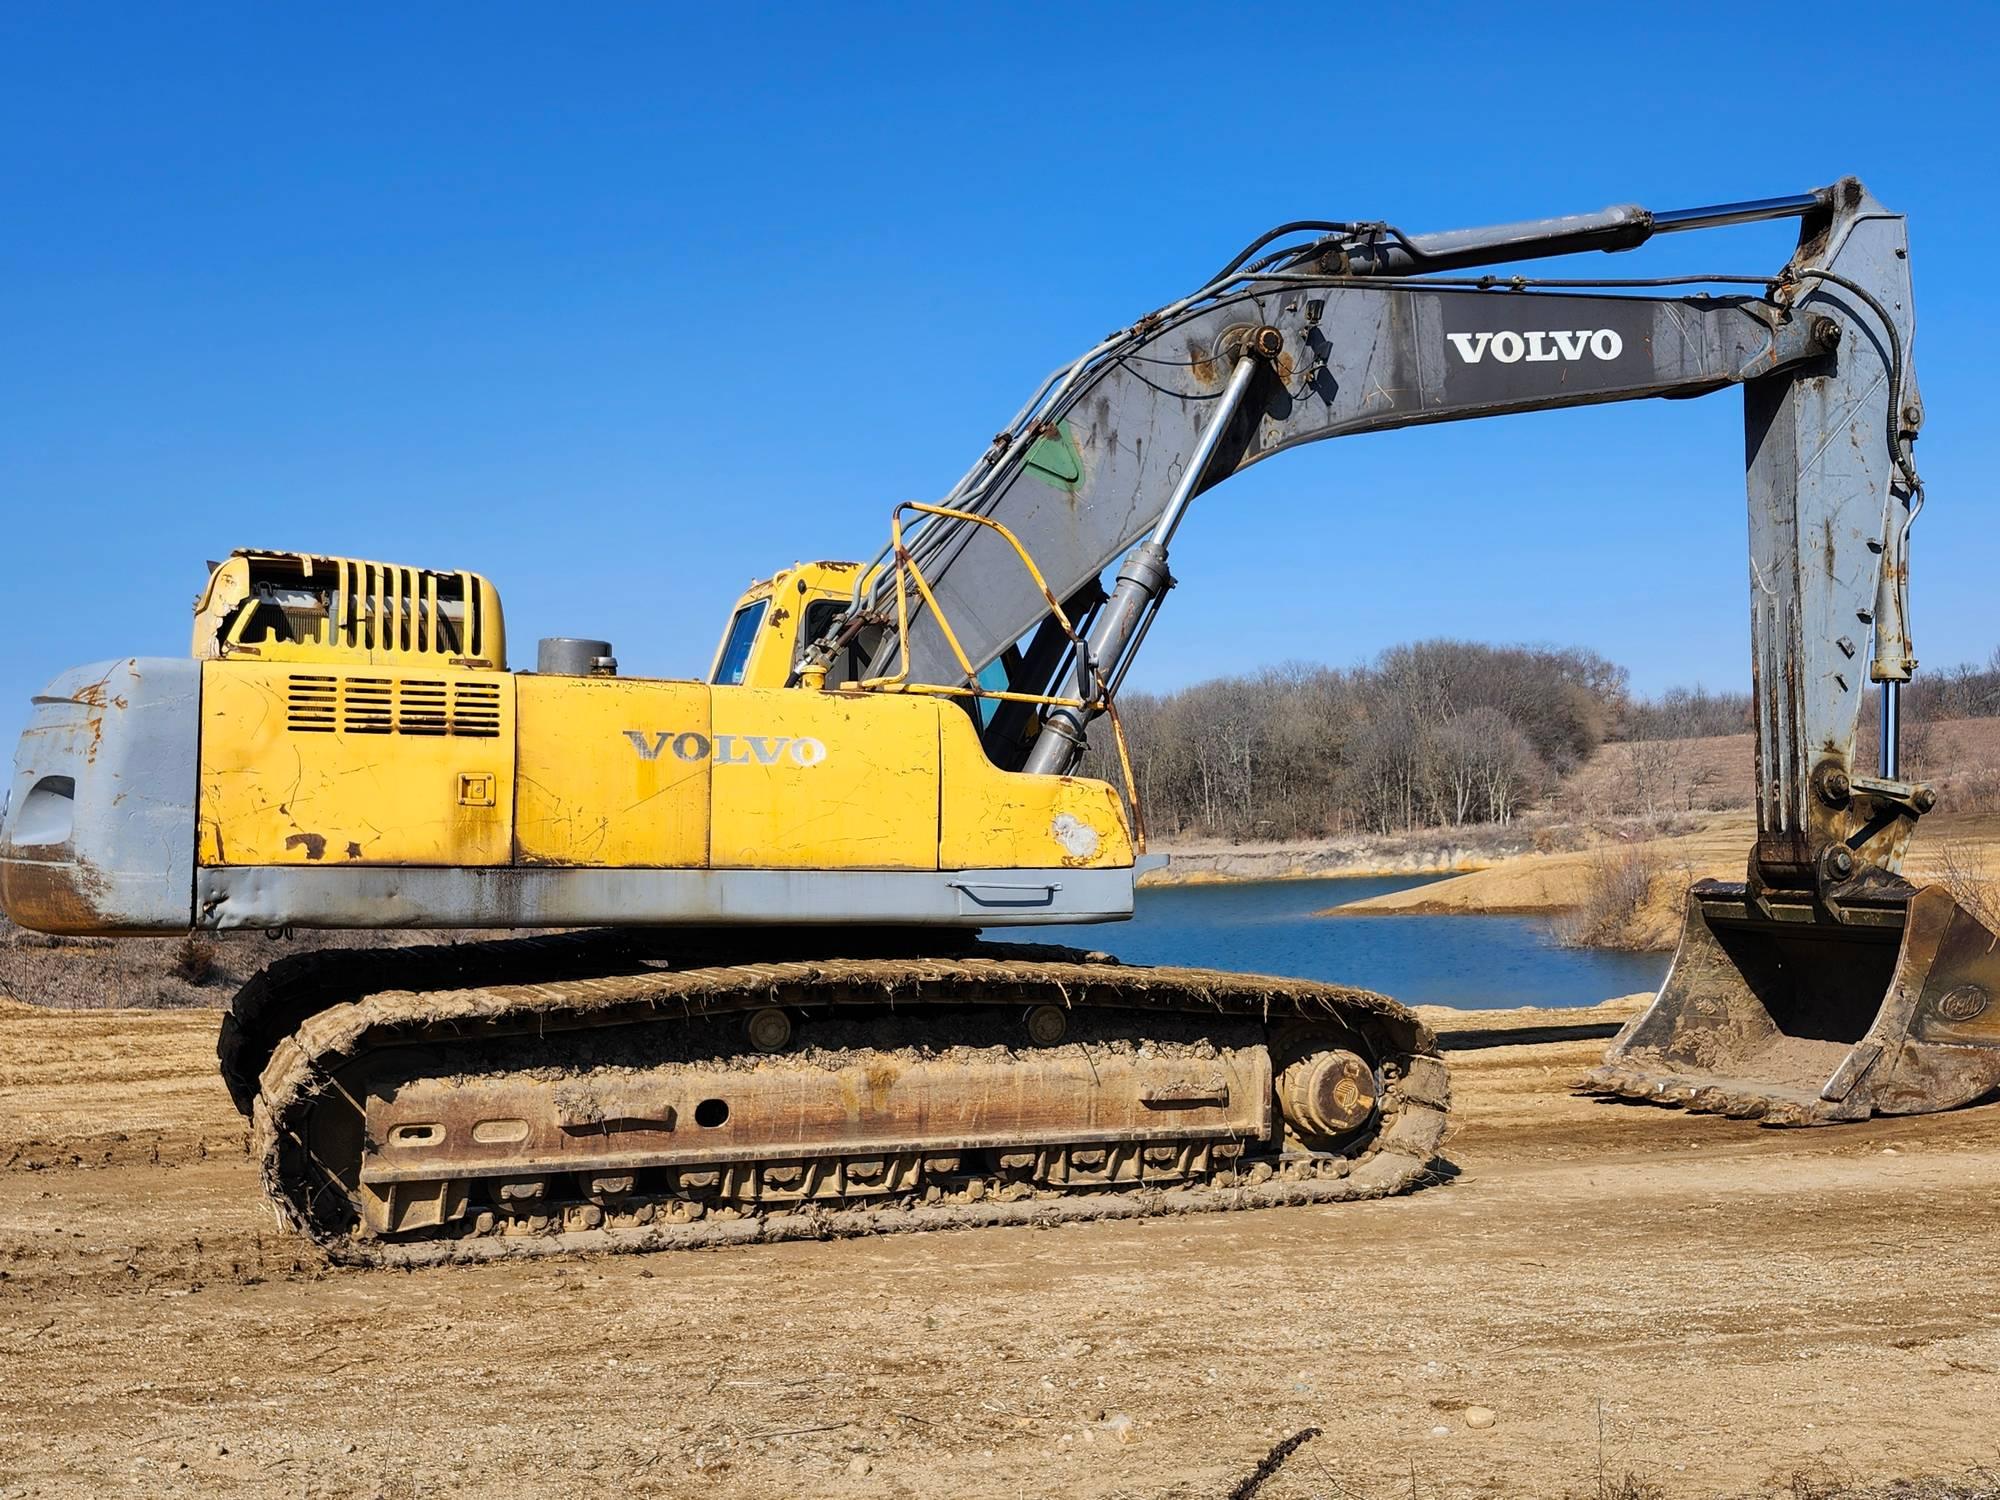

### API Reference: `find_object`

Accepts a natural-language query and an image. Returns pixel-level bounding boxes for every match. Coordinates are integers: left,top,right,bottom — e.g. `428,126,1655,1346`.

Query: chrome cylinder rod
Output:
1149,353,1262,550
1881,683,1902,780
1342,187,1830,277
1022,353,1262,776
1650,190,1830,234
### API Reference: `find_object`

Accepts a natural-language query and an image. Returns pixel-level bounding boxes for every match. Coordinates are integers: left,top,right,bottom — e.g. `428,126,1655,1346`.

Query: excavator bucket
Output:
1587,879,2000,1124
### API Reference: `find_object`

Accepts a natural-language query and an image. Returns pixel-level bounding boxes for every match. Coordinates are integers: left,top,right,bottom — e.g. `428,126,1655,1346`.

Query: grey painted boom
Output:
862,178,1920,896
888,283,1830,686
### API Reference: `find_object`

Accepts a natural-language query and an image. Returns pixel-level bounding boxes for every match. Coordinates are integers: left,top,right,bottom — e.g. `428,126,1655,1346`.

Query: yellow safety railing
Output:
852,501,1147,852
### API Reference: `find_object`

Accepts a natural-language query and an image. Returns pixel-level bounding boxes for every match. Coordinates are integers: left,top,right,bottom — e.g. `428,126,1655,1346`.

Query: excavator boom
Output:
824,178,1988,1123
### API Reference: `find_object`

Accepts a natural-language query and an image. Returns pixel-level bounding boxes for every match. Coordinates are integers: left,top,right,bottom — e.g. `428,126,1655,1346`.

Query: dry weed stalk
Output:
1935,840,2000,932
1553,842,1671,950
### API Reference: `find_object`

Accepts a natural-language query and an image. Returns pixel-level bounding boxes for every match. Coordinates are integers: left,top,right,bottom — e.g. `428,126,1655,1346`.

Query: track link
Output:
226,936,1451,1265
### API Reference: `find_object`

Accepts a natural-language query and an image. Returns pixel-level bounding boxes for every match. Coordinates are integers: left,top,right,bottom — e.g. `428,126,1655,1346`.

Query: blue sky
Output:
1,3,1992,714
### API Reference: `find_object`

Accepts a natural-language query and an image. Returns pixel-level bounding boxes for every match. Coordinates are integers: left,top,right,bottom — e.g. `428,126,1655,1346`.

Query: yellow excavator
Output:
5,178,1991,1265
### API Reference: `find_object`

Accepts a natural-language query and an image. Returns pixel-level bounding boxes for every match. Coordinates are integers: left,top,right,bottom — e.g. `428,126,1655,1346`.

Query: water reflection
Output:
1031,875,1668,1011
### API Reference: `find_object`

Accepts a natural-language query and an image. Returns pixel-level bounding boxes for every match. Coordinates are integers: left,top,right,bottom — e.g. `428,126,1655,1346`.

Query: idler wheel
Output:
1277,1049,1378,1141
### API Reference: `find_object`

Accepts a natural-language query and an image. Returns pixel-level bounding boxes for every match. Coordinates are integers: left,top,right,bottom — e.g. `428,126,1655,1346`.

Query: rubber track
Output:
241,940,1452,1265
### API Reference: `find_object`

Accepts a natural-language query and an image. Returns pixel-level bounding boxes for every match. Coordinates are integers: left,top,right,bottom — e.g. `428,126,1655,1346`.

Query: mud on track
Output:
3,994,1999,1499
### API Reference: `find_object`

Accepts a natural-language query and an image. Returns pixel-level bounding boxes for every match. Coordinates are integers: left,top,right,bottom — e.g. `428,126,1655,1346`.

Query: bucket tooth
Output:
1591,880,2000,1124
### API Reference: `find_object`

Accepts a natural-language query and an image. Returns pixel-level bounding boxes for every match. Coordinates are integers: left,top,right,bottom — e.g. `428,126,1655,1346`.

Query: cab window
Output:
796,599,844,668
712,599,768,685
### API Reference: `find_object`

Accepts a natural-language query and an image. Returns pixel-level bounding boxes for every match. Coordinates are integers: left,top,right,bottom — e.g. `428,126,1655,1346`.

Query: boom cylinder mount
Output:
1023,338,1272,776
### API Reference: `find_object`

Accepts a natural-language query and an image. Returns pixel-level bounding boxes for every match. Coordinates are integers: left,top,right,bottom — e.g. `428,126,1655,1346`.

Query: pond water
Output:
1032,874,1669,1011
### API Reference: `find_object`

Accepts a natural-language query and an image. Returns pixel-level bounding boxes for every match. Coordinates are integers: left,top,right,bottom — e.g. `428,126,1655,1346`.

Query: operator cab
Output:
709,561,880,689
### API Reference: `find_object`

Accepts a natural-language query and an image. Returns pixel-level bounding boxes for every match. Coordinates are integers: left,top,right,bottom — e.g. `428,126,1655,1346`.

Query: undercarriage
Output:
222,933,1450,1264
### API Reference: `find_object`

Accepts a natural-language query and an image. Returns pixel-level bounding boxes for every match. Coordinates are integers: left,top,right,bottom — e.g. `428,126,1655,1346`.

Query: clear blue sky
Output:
1,3,1992,715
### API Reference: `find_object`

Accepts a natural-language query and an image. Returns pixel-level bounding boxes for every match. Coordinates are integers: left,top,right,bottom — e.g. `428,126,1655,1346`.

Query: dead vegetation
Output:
1549,845,1664,950
0,915,447,1010
1548,837,1695,952
1565,1468,2000,1500
1935,840,2000,931
1560,732,1754,819
1765,1468,2000,1500
169,933,219,986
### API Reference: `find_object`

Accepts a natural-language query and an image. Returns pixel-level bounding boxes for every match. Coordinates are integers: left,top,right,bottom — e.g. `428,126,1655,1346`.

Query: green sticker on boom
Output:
1024,420,1083,492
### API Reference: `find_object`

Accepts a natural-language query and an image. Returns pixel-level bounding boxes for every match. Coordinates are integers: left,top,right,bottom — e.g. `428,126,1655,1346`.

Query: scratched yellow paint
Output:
708,687,940,869
197,662,514,867
514,675,709,867
195,640,1132,878
936,709,1133,871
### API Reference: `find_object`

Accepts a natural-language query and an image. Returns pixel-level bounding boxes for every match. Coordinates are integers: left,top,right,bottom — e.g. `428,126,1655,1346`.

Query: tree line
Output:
1080,641,2000,842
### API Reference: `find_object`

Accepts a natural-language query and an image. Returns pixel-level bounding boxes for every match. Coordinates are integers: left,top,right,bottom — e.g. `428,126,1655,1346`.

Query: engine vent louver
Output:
447,680,503,738
284,675,338,733
286,674,500,737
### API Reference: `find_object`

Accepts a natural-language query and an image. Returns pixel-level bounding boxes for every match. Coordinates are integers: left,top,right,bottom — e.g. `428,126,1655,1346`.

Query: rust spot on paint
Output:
1188,338,1217,385
0,854,113,934
285,832,328,861
54,669,132,766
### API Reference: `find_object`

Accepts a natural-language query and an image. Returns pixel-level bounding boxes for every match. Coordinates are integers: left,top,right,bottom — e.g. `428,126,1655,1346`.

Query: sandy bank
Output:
1140,828,1529,886
1325,810,2000,943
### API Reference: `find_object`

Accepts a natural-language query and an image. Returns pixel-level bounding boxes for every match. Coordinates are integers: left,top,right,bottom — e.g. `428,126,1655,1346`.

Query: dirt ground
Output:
3,997,1999,1499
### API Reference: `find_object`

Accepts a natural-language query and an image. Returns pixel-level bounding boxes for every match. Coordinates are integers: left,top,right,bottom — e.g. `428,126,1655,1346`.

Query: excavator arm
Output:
836,179,1984,1124
851,179,1921,911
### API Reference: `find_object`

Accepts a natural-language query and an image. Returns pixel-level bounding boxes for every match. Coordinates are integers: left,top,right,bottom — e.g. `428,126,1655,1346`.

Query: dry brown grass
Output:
1585,1474,1667,1500
1561,731,1755,819
1550,842,1676,950
1560,1464,2000,1500
1908,723,2000,816
1934,839,2000,931
1767,1466,2000,1500
0,915,453,1010
168,933,219,986
1561,718,2000,824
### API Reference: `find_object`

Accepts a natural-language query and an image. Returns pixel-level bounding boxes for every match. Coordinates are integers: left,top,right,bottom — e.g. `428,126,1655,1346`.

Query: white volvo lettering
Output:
1445,328,1624,365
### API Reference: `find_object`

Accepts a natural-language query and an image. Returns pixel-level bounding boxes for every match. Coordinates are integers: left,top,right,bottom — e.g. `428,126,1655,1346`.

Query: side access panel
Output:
708,688,941,870
514,675,710,866
198,662,515,867
937,708,1133,871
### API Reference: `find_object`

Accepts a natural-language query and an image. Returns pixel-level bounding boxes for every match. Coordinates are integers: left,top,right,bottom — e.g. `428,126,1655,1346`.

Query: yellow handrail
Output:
851,500,1146,852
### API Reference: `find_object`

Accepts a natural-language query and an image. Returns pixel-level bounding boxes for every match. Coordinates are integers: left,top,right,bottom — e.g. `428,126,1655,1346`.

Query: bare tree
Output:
1073,637,1899,842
